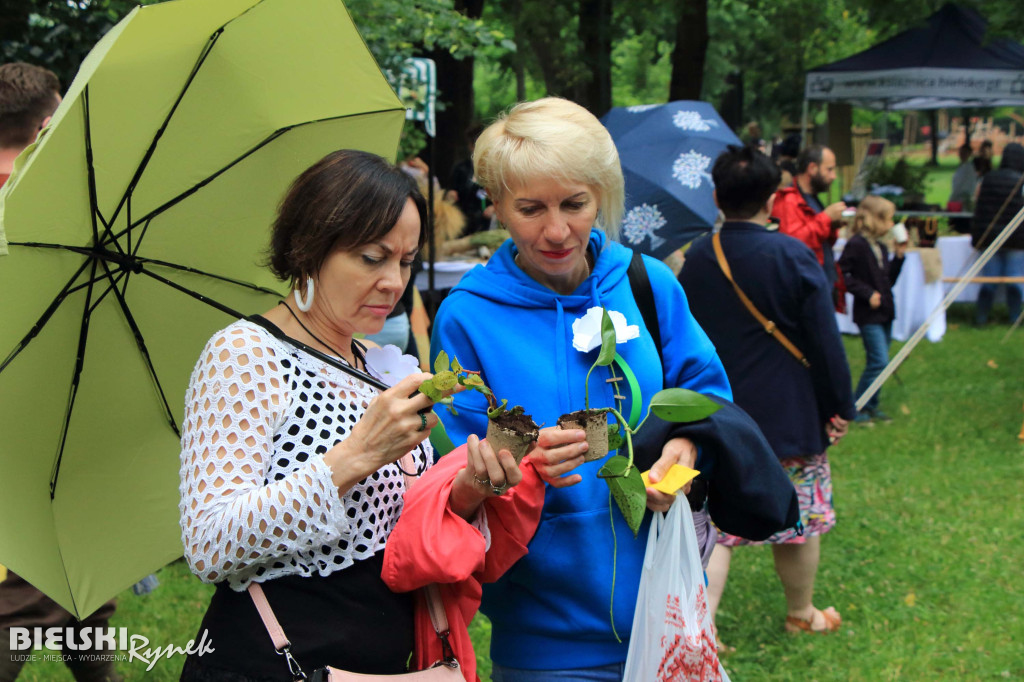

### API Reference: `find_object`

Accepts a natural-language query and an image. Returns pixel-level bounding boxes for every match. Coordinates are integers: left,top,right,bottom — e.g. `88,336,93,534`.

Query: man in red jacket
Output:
772,145,847,308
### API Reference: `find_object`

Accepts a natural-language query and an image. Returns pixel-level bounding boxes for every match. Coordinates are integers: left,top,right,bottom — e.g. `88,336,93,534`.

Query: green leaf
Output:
649,388,721,423
607,424,624,451
604,464,647,537
432,370,458,392
433,350,449,375
418,380,446,402
462,374,484,387
597,454,630,478
451,356,462,374
595,308,617,366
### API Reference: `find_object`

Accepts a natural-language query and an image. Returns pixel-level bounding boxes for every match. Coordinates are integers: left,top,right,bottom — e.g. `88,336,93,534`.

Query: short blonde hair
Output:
473,97,624,239
851,195,896,238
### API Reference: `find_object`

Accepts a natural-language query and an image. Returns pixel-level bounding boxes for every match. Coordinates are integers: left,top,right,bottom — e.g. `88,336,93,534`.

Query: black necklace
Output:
279,302,425,477
281,302,363,368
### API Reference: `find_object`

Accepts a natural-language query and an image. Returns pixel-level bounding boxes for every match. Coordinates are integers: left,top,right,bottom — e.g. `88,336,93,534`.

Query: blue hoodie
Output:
430,229,731,670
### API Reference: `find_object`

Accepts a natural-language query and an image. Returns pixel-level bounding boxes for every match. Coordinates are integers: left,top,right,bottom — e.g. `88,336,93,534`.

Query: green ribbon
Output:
613,352,642,429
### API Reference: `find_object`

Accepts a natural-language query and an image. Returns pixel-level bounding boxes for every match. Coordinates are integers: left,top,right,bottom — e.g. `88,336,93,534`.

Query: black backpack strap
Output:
627,252,663,372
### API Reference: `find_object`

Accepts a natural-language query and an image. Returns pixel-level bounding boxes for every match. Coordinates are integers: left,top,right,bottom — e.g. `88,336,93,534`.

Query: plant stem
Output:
608,489,621,644
604,406,635,471
633,404,654,435
584,362,597,411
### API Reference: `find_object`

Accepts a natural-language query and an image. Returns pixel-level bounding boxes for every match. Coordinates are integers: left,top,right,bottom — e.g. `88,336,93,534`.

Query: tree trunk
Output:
718,71,744,132
668,0,708,101
429,0,485,187
578,0,612,116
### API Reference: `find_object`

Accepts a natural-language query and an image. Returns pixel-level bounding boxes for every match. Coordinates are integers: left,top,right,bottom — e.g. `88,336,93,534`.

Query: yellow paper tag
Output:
641,464,699,494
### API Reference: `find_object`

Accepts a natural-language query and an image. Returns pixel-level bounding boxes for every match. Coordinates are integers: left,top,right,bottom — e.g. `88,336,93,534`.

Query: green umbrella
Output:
0,0,405,618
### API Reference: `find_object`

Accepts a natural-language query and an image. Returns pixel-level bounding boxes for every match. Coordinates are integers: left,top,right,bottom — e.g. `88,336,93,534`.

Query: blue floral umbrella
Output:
601,101,742,260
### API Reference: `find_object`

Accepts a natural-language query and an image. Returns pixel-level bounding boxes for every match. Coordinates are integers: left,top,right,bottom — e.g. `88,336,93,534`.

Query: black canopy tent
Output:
802,4,1024,140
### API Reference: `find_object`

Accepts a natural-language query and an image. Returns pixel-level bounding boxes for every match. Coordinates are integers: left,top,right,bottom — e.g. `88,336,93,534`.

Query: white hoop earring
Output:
293,276,315,312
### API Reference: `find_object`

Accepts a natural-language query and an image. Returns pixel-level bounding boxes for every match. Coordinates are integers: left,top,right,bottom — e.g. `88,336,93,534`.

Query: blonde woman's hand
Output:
326,373,438,492
645,437,697,513
449,434,524,519
529,426,588,488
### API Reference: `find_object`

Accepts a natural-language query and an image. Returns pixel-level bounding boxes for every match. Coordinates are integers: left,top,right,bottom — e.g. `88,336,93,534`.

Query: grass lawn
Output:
12,307,1022,681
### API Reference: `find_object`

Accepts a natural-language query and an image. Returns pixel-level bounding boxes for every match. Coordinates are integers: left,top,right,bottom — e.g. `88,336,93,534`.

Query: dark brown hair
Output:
0,62,61,149
268,150,427,282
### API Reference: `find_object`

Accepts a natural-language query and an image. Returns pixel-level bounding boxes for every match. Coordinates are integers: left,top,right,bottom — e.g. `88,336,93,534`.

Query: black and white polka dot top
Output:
178,320,432,590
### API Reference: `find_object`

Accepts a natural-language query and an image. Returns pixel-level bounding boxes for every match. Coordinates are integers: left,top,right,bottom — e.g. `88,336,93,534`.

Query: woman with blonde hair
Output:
428,98,786,680
838,195,907,423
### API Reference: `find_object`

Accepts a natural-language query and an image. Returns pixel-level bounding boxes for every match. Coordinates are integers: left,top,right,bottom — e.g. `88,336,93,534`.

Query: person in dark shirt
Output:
679,145,855,641
448,122,494,235
970,142,1024,325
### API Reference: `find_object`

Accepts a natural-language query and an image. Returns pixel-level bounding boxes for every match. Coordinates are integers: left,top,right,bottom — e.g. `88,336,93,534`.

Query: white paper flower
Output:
622,203,667,251
572,307,640,353
672,150,713,189
365,344,420,387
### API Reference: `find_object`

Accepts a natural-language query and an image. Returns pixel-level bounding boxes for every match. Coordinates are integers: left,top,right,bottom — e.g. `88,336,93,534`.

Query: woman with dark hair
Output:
178,149,524,680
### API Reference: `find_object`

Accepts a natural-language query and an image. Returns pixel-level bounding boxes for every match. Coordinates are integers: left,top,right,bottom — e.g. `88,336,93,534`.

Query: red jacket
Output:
382,445,545,682
772,183,847,313
771,183,837,266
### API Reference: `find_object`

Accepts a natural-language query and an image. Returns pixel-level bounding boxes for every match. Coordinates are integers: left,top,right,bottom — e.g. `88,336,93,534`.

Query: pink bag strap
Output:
247,450,454,673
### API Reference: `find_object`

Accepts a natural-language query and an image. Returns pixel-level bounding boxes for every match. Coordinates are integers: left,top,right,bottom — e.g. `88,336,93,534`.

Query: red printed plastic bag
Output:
623,500,729,682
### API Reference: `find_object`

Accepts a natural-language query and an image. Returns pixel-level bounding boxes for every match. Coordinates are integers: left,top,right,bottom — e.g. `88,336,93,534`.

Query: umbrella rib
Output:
85,270,128,315
135,266,389,392
104,27,225,239
82,86,116,251
0,258,91,375
50,259,99,498
135,256,283,296
96,258,181,437
111,107,404,243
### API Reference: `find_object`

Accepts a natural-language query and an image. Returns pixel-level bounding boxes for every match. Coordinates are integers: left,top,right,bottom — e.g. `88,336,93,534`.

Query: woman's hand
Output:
645,437,697,513
826,414,849,444
869,291,882,309
529,426,588,488
449,434,524,519
326,373,438,492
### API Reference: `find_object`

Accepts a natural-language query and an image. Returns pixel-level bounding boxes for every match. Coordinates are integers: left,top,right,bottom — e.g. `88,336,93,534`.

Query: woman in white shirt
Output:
178,150,520,680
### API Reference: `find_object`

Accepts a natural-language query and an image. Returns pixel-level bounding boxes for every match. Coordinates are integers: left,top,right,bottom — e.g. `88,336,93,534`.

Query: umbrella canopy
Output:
0,0,405,618
602,101,742,260
805,3,1024,110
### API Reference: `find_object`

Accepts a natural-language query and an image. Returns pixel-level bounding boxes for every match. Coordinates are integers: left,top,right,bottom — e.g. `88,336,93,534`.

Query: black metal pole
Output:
426,129,437,317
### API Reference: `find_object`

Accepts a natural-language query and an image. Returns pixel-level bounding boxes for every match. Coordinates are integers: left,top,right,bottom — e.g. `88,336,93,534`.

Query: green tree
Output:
0,0,145,88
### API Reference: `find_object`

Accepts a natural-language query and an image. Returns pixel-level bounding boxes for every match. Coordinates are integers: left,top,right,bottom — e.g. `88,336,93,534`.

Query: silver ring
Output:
491,483,509,496
473,475,490,486
417,413,428,432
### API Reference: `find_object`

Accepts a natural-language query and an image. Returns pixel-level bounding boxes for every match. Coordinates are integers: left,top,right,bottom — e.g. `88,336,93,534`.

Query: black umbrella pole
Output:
427,132,436,316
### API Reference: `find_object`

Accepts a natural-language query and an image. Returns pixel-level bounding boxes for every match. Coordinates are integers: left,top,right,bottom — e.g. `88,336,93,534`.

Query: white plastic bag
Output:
623,500,729,682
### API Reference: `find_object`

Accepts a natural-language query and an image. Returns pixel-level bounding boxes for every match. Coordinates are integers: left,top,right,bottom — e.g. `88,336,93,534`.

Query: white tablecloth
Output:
937,234,979,303
414,261,478,290
834,246,946,343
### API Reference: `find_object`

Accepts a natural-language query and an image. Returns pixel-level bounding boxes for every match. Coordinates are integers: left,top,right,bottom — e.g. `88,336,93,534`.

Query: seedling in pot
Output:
567,307,722,537
420,352,538,464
